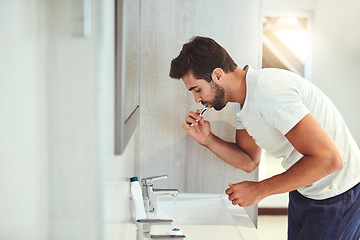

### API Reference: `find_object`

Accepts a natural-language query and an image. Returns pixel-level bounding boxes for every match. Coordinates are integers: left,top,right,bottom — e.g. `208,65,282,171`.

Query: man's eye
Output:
195,89,201,93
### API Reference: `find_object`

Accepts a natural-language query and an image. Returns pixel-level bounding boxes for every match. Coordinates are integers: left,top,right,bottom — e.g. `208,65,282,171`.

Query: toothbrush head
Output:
200,106,208,116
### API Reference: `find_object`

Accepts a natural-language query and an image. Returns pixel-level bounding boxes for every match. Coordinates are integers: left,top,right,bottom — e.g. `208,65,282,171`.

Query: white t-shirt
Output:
232,66,360,200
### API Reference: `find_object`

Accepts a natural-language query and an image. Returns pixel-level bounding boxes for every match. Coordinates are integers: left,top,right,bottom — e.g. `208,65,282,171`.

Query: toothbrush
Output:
190,106,208,126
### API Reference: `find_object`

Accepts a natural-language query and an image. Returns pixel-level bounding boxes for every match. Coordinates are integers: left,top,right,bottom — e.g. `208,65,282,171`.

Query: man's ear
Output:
212,68,224,82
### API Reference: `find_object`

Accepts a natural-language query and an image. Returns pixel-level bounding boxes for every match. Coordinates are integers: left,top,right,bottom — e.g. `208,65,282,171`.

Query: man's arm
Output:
226,113,343,207
183,110,261,173
205,129,261,173
262,113,343,195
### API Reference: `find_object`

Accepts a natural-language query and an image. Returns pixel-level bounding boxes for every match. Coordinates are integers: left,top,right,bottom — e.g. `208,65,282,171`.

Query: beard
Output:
209,82,226,111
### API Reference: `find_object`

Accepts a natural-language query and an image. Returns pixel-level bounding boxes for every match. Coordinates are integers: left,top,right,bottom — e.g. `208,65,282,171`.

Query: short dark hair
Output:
169,36,237,82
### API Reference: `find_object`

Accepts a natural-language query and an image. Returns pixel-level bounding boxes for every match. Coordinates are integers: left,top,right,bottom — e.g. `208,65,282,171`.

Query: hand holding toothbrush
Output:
184,105,207,127
182,106,212,146
190,106,207,126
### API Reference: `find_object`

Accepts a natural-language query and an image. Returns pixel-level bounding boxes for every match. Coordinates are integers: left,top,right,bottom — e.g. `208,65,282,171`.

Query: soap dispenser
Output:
130,176,147,220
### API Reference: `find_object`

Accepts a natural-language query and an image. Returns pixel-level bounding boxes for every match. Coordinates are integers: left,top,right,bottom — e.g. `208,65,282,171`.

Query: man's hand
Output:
182,109,212,146
225,181,266,207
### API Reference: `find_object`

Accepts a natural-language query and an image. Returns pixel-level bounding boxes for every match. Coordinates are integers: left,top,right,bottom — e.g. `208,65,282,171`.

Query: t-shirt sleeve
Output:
232,103,245,129
259,80,309,135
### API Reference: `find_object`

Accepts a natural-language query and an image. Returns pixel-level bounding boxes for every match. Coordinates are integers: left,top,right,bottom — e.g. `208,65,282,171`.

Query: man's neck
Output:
226,67,247,105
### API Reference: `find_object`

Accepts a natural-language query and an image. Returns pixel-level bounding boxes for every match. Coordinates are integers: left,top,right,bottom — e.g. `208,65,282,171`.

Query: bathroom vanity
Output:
127,193,263,240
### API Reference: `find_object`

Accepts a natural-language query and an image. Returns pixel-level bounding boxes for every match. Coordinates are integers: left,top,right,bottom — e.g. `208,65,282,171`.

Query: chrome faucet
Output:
141,175,179,213
136,219,186,240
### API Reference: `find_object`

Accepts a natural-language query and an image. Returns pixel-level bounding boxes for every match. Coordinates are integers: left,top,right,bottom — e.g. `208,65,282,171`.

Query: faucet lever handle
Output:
141,175,168,185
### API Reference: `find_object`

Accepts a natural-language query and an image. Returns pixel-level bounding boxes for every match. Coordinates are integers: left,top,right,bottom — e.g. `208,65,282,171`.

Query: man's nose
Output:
194,94,202,104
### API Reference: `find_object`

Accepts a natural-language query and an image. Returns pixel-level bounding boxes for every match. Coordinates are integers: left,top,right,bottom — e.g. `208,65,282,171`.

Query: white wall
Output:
101,1,138,239
46,0,99,238
0,0,137,239
101,3,139,237
105,131,138,240
46,0,138,239
312,0,360,145
0,1,48,239
263,0,316,11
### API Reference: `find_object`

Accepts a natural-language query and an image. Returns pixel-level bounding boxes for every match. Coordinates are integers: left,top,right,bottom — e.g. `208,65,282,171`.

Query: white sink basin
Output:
156,194,234,225
151,193,263,240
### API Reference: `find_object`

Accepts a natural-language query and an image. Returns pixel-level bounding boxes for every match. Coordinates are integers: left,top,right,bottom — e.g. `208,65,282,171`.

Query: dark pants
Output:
288,182,360,240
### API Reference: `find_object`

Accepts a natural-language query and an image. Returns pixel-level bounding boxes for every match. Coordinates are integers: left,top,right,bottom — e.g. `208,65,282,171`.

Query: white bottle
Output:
130,176,147,220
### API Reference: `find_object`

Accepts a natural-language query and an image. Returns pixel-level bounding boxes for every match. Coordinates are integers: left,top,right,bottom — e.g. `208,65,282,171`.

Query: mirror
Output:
115,0,140,154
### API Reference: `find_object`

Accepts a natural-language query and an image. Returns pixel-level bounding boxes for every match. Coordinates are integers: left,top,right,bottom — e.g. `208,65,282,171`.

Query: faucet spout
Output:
153,189,179,197
141,175,179,213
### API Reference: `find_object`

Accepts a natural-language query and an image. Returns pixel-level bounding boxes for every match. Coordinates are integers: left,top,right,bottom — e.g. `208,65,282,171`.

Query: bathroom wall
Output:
46,0,138,239
0,1,48,239
0,0,137,239
105,131,138,240
139,0,263,224
46,1,100,238
312,0,360,145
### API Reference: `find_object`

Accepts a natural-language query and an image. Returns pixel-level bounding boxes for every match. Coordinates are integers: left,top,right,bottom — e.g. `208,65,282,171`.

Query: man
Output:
169,36,360,239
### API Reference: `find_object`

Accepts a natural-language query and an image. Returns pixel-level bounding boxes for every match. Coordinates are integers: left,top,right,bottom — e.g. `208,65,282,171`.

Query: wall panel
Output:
139,0,263,223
